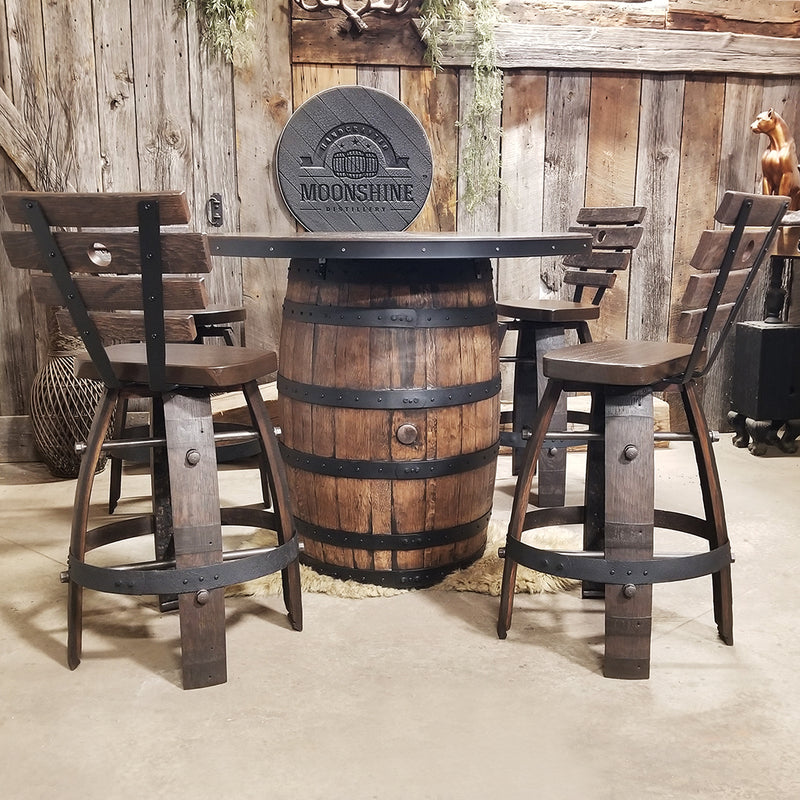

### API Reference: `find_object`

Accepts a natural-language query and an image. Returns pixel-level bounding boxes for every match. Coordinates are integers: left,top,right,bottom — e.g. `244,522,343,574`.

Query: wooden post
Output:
163,391,227,689
603,386,655,679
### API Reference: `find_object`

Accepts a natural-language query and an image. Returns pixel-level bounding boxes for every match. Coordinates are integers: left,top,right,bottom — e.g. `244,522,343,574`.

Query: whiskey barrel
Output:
278,257,500,588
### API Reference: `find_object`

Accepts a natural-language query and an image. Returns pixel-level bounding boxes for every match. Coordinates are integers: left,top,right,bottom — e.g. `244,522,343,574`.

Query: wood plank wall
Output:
0,0,798,461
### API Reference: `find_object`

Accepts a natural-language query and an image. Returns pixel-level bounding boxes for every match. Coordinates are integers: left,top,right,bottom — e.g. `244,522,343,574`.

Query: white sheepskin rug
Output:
227,519,578,599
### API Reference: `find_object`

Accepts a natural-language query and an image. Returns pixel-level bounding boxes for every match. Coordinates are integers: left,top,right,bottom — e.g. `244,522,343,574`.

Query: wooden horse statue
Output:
751,108,800,211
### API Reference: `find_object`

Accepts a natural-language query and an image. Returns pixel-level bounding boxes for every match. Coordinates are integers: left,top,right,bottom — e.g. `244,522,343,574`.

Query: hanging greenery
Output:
181,0,255,65
419,0,503,212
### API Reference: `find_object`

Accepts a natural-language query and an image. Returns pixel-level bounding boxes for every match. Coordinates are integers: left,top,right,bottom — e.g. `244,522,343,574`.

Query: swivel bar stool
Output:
497,206,646,506
497,190,787,678
2,190,303,689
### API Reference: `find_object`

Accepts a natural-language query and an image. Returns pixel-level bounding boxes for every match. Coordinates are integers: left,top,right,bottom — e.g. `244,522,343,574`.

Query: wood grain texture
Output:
541,71,590,295
585,73,641,341
185,5,241,312
602,387,654,680
41,0,101,191
402,67,458,233
131,2,193,192
426,22,800,74
670,76,725,342
234,0,295,353
629,74,683,342
92,0,139,192
499,71,547,302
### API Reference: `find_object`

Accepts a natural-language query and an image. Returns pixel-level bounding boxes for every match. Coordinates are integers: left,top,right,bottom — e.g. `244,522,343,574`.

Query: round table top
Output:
208,231,591,261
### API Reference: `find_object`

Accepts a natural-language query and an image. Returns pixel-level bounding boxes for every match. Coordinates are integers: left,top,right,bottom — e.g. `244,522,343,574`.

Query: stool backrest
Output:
563,205,647,304
676,190,788,381
2,191,210,391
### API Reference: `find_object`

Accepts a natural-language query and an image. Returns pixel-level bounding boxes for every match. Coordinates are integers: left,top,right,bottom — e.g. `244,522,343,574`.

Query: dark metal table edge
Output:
208,232,592,260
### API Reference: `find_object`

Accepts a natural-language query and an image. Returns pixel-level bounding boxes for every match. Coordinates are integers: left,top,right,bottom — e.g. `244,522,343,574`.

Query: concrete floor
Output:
1,439,798,799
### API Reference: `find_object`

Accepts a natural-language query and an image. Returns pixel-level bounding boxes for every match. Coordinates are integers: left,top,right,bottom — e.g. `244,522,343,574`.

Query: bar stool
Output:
497,206,646,506
2,190,303,689
497,191,787,678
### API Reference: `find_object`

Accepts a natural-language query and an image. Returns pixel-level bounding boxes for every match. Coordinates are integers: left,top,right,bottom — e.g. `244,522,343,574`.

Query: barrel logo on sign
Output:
277,86,433,232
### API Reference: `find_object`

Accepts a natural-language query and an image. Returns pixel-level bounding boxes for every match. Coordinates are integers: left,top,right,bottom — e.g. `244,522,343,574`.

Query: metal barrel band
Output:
300,549,484,590
287,257,493,284
294,509,491,551
277,375,501,410
67,536,300,596
280,441,500,480
503,535,732,585
518,506,716,541
282,299,497,329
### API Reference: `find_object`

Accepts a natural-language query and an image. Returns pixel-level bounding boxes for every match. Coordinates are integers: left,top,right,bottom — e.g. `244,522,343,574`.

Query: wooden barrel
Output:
278,257,500,588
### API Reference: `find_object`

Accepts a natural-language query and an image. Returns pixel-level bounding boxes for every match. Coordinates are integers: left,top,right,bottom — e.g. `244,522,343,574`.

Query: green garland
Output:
181,0,255,64
419,0,503,212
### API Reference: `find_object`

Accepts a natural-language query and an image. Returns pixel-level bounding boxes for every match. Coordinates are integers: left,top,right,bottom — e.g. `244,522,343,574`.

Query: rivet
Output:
186,449,201,465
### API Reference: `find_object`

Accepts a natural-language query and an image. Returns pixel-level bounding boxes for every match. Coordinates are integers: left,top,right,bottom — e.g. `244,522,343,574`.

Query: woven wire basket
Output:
29,325,108,478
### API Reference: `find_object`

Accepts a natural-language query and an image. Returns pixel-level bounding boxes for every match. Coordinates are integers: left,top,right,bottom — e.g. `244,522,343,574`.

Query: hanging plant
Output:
419,0,503,212
181,0,256,65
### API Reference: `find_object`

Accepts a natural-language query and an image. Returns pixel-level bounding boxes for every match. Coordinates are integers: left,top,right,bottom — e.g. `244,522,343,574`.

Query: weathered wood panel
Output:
1,0,51,422
541,71,590,293
92,0,139,192
131,3,193,193
585,72,641,341
668,1,800,36
630,74,684,342
498,70,547,301
185,6,241,312
234,0,295,354
429,22,800,74
292,14,426,66
499,0,666,27
671,75,726,341
41,0,101,191
402,67,458,233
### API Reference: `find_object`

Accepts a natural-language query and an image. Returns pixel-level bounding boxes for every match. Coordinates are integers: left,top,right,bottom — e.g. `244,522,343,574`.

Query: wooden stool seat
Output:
76,342,275,388
497,191,788,679
497,299,601,324
498,206,647,506
190,304,246,344
2,190,303,690
542,340,696,385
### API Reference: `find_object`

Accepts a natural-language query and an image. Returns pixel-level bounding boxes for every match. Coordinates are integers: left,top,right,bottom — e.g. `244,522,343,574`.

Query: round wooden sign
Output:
276,86,433,232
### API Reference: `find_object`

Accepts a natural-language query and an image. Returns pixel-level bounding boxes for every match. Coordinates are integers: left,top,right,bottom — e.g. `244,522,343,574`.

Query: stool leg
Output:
243,380,303,632
107,396,128,514
150,398,178,612
68,388,119,670
602,387,654,680
682,382,733,645
512,324,567,506
498,379,564,638
163,390,227,689
582,390,605,599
